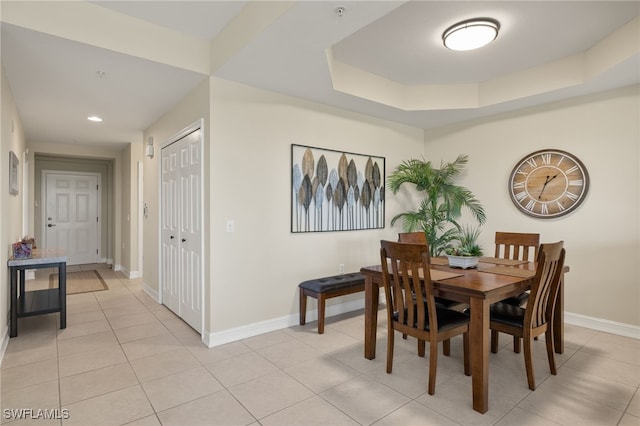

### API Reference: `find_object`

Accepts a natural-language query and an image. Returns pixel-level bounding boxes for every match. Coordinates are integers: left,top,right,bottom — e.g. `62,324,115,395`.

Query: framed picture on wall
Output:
291,144,385,233
9,151,19,195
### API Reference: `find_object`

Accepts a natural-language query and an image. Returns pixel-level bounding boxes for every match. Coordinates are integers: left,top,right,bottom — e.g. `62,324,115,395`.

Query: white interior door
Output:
44,172,100,265
161,127,203,333
178,131,202,331
161,143,181,315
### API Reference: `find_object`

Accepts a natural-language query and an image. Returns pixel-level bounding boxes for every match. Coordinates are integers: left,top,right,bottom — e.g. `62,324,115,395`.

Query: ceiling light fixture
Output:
442,18,500,51
87,116,103,122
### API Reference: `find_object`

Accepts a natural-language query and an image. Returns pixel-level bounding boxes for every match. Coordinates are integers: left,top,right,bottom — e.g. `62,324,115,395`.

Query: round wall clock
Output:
509,149,589,218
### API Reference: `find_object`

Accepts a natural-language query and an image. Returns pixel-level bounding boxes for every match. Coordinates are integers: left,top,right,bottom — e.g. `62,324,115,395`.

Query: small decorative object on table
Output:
12,241,32,259
445,225,483,269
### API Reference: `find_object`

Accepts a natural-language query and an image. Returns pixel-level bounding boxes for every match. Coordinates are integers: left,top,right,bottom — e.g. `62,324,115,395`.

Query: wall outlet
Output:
226,220,235,233
339,263,345,274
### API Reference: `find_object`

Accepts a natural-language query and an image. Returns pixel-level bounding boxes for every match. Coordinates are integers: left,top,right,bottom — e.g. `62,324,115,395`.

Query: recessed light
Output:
443,18,500,51
87,116,103,122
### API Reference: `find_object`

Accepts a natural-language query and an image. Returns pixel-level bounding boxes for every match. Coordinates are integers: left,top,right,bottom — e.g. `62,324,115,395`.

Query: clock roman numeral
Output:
540,203,549,215
525,199,536,211
512,182,525,189
565,192,579,201
556,201,565,211
557,156,565,166
540,153,551,165
515,191,527,201
569,179,583,186
566,165,579,174
526,158,537,169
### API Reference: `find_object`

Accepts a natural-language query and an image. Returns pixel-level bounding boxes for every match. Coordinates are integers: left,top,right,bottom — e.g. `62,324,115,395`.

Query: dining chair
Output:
398,232,461,309
494,231,540,352
380,240,470,395
489,241,565,390
397,231,466,356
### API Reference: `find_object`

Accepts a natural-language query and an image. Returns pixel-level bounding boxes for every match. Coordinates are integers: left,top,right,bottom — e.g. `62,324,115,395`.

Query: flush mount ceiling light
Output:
442,18,500,51
87,116,103,122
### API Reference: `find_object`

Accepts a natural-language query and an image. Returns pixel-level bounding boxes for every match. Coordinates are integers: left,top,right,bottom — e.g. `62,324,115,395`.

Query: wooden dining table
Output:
360,257,567,414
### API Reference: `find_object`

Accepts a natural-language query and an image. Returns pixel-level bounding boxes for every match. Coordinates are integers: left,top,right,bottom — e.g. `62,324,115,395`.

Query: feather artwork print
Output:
291,145,385,232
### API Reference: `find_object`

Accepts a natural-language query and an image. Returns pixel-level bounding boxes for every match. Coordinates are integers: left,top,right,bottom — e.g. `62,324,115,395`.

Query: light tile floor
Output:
1,264,638,425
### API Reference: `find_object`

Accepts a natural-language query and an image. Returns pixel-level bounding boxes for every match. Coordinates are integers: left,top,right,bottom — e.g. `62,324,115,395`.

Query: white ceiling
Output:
1,1,638,149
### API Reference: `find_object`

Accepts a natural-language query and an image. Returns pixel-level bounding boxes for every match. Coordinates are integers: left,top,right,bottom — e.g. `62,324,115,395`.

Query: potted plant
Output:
444,225,484,269
388,154,486,257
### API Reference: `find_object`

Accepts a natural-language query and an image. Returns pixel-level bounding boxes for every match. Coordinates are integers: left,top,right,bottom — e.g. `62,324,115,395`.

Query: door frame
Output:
158,118,205,338
41,170,102,263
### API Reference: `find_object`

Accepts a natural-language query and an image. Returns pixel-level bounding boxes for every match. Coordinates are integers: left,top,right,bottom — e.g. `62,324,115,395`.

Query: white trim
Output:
0,326,9,365
204,298,365,348
565,311,640,339
113,264,122,272
201,302,639,349
143,282,161,303
137,161,143,279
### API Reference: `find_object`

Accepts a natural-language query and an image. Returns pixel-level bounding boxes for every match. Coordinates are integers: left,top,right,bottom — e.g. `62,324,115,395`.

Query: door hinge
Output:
96,249,98,254
96,184,99,190
96,216,99,222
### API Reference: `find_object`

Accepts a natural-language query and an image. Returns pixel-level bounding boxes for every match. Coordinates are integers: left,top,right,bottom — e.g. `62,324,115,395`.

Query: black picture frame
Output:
9,151,19,195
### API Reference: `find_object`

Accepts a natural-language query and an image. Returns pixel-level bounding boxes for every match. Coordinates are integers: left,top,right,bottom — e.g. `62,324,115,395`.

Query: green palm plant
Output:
388,154,486,257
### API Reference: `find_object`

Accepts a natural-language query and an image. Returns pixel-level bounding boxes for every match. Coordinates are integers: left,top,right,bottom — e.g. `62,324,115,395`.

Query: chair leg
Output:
523,337,536,390
428,339,438,395
443,339,451,356
317,294,326,334
463,332,470,376
545,329,557,375
386,328,395,374
418,339,425,357
491,330,499,353
299,290,307,326
513,336,521,353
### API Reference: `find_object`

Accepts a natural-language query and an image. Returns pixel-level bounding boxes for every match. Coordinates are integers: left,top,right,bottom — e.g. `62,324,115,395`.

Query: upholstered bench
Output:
299,273,365,334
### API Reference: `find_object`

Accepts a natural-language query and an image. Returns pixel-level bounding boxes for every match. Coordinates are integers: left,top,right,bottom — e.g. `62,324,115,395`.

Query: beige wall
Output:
1,65,27,344
120,143,144,277
207,78,424,334
421,85,640,326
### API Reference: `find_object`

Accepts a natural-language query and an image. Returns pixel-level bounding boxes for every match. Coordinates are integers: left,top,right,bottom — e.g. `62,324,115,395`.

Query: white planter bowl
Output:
446,255,479,269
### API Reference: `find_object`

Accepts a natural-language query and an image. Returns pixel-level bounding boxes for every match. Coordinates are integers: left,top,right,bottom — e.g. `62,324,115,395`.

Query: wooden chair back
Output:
527,241,566,330
380,240,437,333
494,232,540,262
398,231,427,245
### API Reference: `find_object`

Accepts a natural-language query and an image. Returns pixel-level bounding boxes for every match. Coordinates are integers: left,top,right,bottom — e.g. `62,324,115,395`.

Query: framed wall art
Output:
9,151,19,195
291,144,385,233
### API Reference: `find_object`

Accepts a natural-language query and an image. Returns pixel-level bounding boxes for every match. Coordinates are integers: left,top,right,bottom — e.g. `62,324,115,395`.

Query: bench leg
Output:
299,289,307,326
318,294,326,334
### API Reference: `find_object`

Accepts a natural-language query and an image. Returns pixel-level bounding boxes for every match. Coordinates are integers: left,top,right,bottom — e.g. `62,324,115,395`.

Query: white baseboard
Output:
128,270,141,279
0,325,9,366
565,311,639,339
204,298,365,348
143,282,160,303
113,264,122,272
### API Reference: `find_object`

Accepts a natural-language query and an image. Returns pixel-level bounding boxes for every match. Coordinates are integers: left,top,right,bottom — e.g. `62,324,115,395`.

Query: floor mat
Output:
49,270,109,294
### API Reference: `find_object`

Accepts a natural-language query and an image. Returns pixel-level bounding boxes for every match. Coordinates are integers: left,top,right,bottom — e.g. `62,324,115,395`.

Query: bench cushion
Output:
299,273,365,294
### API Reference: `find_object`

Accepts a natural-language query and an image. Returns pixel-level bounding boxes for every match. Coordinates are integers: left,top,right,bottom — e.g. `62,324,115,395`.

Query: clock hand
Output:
538,174,558,199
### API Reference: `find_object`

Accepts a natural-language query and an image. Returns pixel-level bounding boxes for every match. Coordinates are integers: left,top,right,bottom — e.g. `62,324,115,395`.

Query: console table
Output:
8,249,67,337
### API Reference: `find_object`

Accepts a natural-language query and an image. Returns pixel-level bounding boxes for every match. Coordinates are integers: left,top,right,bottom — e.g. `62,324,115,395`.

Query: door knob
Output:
47,224,56,227
170,236,175,239
181,238,186,243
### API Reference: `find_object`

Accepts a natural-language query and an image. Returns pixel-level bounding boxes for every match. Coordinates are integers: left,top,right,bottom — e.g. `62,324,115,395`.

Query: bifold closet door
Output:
161,129,203,333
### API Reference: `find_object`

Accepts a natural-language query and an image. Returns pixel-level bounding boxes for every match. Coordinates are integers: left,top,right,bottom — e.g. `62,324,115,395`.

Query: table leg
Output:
59,263,66,330
469,296,489,414
10,267,17,337
553,273,564,354
364,274,378,360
